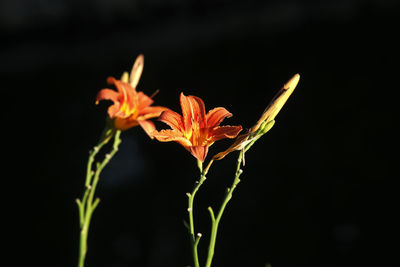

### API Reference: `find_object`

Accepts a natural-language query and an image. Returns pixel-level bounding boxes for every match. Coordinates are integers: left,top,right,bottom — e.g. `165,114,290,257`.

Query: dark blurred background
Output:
3,0,399,266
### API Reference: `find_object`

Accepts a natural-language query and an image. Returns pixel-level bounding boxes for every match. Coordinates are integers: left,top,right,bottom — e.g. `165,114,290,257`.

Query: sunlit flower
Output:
151,93,242,162
212,73,300,161
96,54,167,136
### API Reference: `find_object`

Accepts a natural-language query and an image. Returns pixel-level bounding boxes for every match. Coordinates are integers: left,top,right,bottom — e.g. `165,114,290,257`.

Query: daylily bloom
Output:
212,73,300,161
96,54,167,136
151,93,243,162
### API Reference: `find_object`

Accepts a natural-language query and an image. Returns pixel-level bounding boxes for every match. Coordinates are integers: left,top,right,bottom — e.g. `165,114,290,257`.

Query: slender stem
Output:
202,120,274,266
187,168,207,267
77,130,121,267
205,150,244,267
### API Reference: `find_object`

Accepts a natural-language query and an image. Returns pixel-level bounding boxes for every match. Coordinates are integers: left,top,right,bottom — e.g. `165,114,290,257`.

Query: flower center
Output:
186,119,208,146
119,89,139,118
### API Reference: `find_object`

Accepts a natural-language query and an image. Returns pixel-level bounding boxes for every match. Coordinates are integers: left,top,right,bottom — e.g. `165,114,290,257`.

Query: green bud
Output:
259,120,275,135
197,159,203,172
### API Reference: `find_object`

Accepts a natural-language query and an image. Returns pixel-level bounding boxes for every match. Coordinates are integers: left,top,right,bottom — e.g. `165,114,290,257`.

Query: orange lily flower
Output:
151,93,243,162
96,54,167,136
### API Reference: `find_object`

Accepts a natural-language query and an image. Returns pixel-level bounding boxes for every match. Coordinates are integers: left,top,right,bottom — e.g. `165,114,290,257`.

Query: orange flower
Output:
151,93,243,162
96,55,167,136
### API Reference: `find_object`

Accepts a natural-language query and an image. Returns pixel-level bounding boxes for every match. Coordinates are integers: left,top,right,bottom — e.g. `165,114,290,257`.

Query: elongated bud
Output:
120,71,129,83
130,54,144,88
267,74,300,123
250,74,300,133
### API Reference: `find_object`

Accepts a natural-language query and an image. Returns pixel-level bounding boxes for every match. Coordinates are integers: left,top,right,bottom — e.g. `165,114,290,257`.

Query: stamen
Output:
150,89,160,99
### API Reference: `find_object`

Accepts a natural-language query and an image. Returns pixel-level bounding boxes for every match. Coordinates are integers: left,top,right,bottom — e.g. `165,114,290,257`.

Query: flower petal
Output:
108,77,138,110
206,107,232,128
107,77,124,96
138,120,156,138
151,129,192,148
209,125,243,143
180,93,206,131
114,116,139,130
139,106,168,119
95,89,122,118
96,88,119,104
129,54,144,88
158,109,184,132
108,103,122,118
137,91,154,110
212,132,250,160
189,146,209,162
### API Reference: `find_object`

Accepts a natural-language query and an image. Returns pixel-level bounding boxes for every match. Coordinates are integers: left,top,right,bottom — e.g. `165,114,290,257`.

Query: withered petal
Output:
209,125,243,142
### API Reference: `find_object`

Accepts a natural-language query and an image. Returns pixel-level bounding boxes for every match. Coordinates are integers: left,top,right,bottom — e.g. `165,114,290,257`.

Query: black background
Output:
3,0,398,267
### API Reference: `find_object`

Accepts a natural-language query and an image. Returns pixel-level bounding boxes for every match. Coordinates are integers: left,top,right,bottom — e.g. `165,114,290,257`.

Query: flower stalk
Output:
205,150,244,267
76,128,122,267
186,160,207,267
204,119,276,267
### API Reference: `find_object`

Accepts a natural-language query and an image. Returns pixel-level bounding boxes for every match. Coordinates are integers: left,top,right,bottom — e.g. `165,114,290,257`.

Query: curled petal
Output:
209,125,243,143
206,107,232,128
189,146,209,162
139,106,169,119
107,77,123,96
180,93,206,130
158,109,184,131
96,88,119,104
152,129,192,148
212,133,250,160
96,89,122,118
138,120,156,139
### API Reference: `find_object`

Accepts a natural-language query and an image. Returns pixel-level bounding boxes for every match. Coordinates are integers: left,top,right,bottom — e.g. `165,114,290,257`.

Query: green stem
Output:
77,130,121,267
187,168,207,267
205,150,244,267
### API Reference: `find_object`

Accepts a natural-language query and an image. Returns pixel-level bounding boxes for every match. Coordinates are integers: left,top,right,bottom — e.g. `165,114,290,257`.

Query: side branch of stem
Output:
205,150,244,267
76,129,121,267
